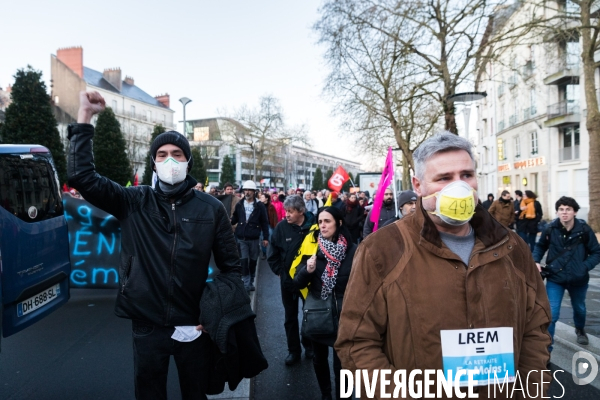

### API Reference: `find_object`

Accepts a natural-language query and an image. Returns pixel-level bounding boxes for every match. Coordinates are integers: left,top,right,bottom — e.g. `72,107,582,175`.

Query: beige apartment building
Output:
475,2,595,220
50,47,175,181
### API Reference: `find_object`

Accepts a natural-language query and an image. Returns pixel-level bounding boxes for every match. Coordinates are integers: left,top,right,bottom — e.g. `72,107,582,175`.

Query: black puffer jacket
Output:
68,123,241,326
533,218,600,286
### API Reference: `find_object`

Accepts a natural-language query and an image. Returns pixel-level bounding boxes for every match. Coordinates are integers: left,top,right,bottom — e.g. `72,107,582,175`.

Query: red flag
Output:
134,174,139,186
328,166,350,192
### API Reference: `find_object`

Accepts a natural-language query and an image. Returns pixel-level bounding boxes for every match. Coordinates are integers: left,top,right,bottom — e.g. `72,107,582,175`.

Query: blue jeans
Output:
260,226,273,256
546,280,588,352
517,231,537,252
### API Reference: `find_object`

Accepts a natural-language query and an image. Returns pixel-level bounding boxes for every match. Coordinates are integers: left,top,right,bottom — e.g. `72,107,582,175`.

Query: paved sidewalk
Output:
547,266,600,391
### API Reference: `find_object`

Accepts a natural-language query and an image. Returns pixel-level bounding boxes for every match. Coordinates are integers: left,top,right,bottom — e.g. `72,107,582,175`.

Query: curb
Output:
554,321,600,363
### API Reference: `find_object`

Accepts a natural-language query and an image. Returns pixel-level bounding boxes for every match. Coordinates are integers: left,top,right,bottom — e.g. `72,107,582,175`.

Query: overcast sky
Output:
1,0,374,168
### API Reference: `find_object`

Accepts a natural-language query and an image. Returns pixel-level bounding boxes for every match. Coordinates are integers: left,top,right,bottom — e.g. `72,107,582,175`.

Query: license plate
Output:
17,283,61,317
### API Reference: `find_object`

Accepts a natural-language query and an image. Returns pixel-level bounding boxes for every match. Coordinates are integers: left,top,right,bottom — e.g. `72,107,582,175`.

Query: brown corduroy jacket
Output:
335,198,552,399
488,199,515,228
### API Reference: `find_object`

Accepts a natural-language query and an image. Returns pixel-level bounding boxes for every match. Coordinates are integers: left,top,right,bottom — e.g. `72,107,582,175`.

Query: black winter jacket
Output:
67,123,241,326
363,202,396,237
293,243,357,302
293,242,357,345
533,218,600,286
517,200,543,235
231,199,269,240
267,212,315,292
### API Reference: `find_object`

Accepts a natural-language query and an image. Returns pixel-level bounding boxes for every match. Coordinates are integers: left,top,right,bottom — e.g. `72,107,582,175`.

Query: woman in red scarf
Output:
293,206,357,400
343,193,365,243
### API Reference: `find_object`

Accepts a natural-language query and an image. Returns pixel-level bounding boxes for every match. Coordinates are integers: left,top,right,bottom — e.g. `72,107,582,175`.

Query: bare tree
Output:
220,95,308,183
515,0,600,230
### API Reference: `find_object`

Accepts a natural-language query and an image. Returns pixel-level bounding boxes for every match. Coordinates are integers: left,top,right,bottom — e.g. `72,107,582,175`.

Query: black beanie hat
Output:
150,131,193,170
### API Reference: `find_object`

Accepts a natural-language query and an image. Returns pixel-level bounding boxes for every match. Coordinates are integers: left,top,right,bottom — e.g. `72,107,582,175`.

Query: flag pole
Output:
392,167,399,218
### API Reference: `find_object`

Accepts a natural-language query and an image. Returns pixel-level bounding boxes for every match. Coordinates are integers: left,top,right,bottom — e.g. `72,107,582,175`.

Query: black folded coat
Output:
200,273,268,393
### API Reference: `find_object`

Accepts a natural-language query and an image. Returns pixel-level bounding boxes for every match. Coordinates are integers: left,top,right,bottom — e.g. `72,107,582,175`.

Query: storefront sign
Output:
498,163,511,172
514,156,545,170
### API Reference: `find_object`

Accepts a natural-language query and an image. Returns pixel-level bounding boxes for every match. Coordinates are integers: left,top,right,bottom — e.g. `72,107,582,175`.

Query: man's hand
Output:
195,324,208,333
262,240,269,248
77,91,106,123
536,263,542,273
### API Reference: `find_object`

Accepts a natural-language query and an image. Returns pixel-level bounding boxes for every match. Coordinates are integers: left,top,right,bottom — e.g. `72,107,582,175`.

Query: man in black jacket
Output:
267,195,315,365
231,180,269,291
68,91,241,400
533,196,600,350
362,187,396,237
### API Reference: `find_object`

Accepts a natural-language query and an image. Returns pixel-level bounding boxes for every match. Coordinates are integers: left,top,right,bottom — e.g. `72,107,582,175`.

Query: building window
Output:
530,131,538,155
514,136,521,158
146,110,151,121
131,105,136,116
559,125,580,162
112,100,118,111
497,138,506,160
162,114,166,124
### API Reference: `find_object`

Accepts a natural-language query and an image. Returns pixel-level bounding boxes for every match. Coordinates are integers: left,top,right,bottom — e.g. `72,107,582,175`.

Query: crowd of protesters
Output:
64,90,598,400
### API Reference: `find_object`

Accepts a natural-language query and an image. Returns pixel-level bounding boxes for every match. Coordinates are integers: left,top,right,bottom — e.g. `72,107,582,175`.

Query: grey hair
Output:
413,131,475,180
284,195,306,213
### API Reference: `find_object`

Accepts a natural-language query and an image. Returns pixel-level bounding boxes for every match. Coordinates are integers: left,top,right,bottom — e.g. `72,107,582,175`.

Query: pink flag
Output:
370,147,394,232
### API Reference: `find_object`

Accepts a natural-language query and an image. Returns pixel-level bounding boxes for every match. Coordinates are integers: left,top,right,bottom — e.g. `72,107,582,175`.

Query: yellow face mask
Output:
423,180,476,226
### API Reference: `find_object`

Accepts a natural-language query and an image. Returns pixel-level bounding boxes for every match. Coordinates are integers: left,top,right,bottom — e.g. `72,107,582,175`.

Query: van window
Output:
0,153,63,222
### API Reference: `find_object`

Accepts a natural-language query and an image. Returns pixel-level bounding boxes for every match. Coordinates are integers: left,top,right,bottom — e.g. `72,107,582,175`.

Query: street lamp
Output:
179,97,192,139
445,92,487,140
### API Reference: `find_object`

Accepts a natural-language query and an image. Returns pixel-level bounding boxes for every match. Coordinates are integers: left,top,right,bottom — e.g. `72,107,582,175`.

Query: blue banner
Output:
63,196,219,288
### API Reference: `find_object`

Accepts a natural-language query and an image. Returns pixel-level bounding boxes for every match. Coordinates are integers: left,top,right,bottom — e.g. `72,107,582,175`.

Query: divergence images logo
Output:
571,351,598,385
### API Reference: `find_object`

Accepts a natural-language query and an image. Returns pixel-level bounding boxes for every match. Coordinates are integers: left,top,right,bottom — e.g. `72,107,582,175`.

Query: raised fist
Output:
77,91,106,123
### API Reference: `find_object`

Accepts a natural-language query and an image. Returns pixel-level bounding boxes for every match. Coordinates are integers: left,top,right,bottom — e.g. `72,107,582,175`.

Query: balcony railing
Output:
547,60,579,76
547,100,580,119
509,114,518,126
544,60,580,85
559,145,580,162
498,120,505,132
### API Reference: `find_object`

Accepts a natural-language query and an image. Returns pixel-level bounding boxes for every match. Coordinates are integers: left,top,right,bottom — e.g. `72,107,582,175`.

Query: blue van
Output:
0,144,70,350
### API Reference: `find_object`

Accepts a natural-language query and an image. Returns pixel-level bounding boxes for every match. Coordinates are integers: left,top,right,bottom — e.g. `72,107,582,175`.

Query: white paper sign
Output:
440,327,515,387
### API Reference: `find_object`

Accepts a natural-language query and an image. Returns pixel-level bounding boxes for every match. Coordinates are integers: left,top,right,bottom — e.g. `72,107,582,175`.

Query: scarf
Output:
157,177,191,198
346,199,358,213
499,197,511,204
318,232,348,300
520,198,536,219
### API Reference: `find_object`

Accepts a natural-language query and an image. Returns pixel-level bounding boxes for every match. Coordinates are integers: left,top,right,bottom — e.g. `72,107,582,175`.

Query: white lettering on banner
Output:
330,173,345,188
340,369,479,398
340,368,567,398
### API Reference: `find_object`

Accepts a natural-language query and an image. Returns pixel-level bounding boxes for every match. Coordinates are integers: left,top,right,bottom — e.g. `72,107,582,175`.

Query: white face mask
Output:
423,180,476,226
154,157,188,185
